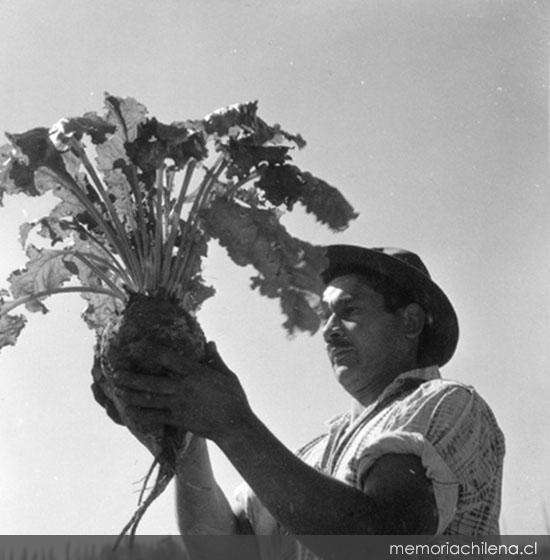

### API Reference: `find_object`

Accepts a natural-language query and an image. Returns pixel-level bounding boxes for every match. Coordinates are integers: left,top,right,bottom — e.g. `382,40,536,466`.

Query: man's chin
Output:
333,363,359,386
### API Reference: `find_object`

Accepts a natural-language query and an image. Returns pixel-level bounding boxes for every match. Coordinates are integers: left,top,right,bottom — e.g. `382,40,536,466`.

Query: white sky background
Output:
0,0,548,536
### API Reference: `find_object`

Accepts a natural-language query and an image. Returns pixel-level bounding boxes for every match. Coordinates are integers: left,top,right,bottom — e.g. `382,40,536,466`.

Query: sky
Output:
0,0,548,537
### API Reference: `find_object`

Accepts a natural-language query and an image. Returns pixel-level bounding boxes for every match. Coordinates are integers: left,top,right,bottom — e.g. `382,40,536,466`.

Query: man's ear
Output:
401,303,426,339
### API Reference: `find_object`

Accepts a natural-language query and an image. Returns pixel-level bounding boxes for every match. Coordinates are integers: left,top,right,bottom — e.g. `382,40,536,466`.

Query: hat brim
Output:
322,245,459,367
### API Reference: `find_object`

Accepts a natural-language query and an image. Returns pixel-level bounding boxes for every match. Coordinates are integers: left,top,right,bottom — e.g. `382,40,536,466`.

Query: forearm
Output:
215,413,381,535
176,436,261,560
175,436,238,535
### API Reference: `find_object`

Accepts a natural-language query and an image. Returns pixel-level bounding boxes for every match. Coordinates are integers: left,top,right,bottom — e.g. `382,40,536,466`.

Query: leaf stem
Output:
170,158,228,292
152,167,165,291
161,159,197,287
226,170,260,198
71,253,128,300
67,138,142,285
71,228,135,290
126,164,149,289
0,286,126,316
103,95,148,289
40,167,133,278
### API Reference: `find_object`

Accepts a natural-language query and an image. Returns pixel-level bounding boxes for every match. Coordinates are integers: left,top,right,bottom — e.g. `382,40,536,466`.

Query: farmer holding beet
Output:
111,244,505,556
0,97,504,556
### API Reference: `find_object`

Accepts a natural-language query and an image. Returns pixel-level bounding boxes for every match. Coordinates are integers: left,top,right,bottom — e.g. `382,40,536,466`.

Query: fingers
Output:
113,370,176,394
114,386,181,428
124,406,174,426
112,342,229,383
115,386,174,409
91,380,124,425
140,345,205,377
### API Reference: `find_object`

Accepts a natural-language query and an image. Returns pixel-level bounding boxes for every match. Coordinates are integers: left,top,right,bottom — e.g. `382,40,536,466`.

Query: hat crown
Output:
371,247,431,279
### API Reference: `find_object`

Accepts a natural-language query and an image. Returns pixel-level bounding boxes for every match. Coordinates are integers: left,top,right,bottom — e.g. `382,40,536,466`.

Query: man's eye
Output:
341,306,360,318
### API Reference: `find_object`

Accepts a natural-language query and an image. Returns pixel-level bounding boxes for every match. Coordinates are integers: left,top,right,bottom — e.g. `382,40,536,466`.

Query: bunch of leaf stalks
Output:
0,94,357,543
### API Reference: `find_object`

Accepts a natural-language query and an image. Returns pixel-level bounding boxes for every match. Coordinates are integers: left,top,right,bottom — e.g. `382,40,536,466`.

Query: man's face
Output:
322,273,408,397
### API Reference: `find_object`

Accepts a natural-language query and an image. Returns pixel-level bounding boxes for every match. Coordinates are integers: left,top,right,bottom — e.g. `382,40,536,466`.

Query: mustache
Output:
326,338,354,352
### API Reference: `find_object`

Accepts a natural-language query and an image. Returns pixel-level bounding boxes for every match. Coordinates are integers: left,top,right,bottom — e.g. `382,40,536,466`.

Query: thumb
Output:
205,341,232,375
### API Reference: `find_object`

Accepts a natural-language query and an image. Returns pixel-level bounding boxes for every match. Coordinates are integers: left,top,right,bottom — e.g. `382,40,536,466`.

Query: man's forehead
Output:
322,273,379,302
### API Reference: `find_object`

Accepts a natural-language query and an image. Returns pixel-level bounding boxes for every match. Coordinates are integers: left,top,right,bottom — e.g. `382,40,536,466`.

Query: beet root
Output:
92,291,207,544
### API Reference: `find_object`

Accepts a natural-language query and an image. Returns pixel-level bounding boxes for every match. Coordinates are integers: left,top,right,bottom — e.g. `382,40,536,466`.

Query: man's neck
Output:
349,363,420,420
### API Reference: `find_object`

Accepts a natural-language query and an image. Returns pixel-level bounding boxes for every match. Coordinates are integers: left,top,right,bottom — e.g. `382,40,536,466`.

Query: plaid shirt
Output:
236,367,505,557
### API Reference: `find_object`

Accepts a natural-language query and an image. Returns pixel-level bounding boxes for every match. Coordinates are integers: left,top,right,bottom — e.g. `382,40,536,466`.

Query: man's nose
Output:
322,313,344,342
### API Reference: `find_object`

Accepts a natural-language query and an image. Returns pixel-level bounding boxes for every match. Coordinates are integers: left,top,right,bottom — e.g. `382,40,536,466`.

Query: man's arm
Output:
174,436,261,560
174,435,237,535
214,411,437,536
114,344,437,544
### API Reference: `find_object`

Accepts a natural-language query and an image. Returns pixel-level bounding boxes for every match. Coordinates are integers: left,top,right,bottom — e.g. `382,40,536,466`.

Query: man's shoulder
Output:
412,375,504,443
395,367,479,402
417,375,488,406
413,376,500,418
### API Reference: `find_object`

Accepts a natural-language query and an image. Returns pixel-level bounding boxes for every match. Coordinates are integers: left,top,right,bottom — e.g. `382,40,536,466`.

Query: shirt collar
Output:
326,365,441,428
376,365,440,403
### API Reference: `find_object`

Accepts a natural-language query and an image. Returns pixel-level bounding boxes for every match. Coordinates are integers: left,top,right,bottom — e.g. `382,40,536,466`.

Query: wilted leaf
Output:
255,163,305,208
202,101,261,137
55,178,86,210
18,222,35,248
102,168,136,232
8,246,75,312
68,237,118,289
0,309,27,350
201,197,327,334
6,128,70,192
104,94,148,142
298,171,358,231
255,163,358,230
49,114,116,150
0,143,20,206
226,138,290,181
280,287,321,335
80,291,123,337
95,134,129,172
36,217,73,245
126,118,207,176
201,101,306,149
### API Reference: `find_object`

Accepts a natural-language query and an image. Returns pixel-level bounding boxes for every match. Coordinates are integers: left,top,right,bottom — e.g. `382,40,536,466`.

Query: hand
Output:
90,355,124,425
112,342,254,443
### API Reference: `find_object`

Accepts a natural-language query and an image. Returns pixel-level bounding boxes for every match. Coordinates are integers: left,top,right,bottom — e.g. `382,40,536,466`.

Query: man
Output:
110,245,505,556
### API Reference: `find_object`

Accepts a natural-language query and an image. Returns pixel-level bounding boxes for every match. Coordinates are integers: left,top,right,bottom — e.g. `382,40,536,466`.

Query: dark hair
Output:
353,270,433,366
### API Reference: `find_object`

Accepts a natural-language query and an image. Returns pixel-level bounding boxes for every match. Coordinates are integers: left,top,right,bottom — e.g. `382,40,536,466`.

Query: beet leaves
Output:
0,94,358,540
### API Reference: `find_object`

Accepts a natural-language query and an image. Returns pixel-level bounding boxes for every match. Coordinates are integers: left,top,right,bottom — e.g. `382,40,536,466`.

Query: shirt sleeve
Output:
424,385,505,533
355,430,458,534
355,383,505,534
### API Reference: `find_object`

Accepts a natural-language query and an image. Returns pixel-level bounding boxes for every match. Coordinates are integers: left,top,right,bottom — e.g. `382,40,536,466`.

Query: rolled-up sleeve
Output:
354,383,505,534
356,431,459,534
